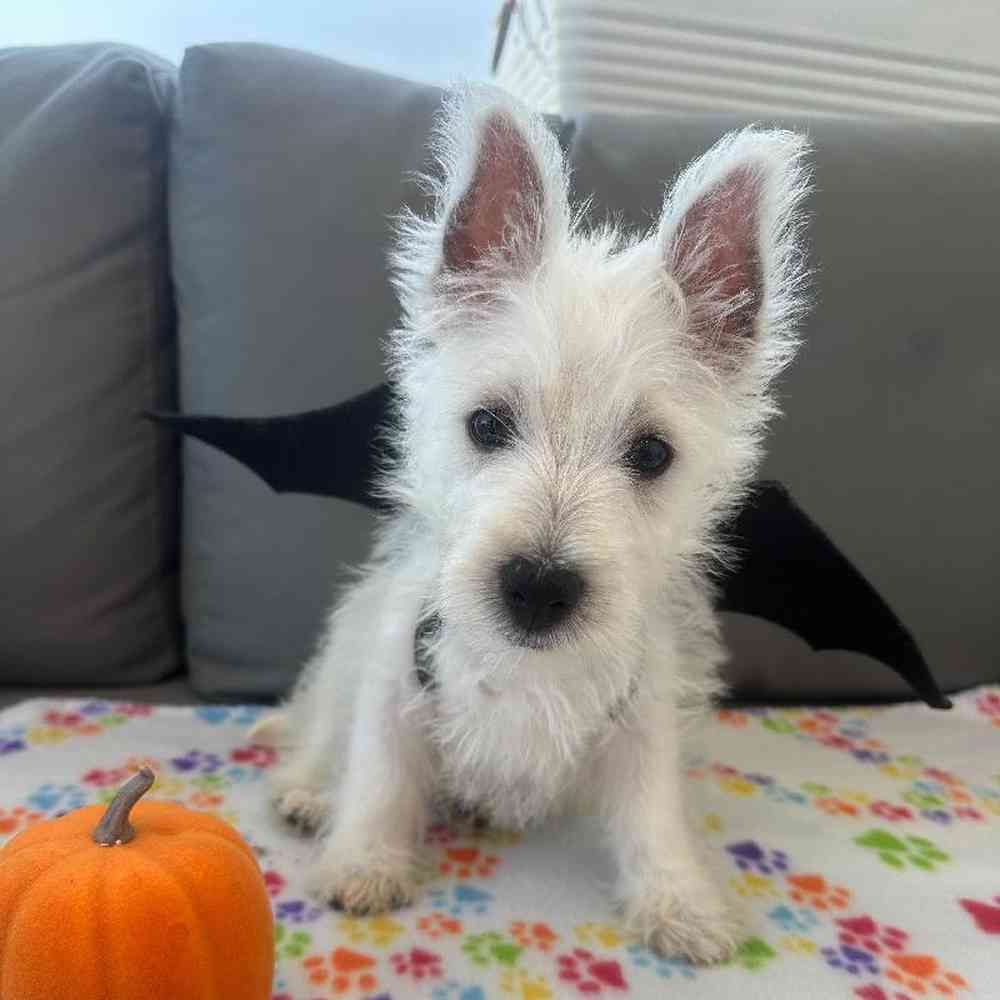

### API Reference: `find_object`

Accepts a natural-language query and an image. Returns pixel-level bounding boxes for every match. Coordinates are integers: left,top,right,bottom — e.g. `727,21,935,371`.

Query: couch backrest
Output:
0,44,181,686
5,41,998,702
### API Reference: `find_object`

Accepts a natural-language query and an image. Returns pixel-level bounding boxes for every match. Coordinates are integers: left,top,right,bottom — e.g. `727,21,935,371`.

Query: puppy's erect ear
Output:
442,112,546,273
393,88,568,309
433,88,568,279
658,129,811,371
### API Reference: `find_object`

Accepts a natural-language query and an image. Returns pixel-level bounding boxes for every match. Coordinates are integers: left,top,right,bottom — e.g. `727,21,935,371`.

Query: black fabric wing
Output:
147,386,950,708
146,384,395,511
719,482,950,709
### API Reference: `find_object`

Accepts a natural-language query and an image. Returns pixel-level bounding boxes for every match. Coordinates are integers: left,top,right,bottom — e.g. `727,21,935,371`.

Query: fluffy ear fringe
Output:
390,84,570,320
659,128,813,389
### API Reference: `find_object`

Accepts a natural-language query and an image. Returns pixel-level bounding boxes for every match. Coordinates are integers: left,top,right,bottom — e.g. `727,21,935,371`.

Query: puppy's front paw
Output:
272,786,331,834
627,887,743,964
307,862,418,916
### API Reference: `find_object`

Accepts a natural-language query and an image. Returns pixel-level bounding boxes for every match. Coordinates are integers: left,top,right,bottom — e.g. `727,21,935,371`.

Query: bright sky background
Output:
7,0,502,84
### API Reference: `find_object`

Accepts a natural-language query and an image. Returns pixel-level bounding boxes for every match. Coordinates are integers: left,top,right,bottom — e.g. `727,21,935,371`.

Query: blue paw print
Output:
765,784,807,805
195,705,264,726
224,765,264,784
28,783,87,813
232,705,263,725
427,885,493,917
767,904,819,934
195,706,230,725
431,982,486,1000
627,943,697,979
837,717,869,740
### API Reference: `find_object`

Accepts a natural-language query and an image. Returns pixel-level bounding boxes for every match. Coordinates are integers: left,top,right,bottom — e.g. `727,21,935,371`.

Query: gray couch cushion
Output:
0,44,180,686
570,114,1000,699
170,44,442,697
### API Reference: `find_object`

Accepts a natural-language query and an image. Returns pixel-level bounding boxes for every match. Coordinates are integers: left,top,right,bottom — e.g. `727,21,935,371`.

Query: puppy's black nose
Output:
499,556,584,635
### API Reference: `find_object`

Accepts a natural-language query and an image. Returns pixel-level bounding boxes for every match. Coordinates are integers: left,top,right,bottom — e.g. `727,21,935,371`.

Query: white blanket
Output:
2,688,998,999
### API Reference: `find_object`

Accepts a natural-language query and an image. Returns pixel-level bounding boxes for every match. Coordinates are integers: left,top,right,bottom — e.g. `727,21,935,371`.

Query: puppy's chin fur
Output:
412,610,644,829
264,83,811,962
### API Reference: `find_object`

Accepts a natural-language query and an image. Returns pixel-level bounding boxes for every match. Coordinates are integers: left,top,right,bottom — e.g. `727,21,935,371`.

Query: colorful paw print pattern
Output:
1,688,997,998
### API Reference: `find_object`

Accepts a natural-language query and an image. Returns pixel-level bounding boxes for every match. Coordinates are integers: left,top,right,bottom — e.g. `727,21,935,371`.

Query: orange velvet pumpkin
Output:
0,767,273,1000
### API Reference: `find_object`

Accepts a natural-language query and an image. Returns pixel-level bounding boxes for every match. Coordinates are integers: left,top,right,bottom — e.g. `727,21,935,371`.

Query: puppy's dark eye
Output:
468,407,514,450
624,435,674,479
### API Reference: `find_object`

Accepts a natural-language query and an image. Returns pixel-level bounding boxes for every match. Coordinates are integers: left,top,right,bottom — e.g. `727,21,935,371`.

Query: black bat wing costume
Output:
148,385,950,709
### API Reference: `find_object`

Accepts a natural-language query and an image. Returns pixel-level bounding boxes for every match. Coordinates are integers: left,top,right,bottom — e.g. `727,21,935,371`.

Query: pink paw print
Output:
230,744,278,768
264,870,286,897
557,949,627,994
391,947,443,982
960,895,1000,934
836,916,907,955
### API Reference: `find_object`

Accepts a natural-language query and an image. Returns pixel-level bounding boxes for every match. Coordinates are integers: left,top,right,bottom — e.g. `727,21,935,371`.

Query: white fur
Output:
262,84,811,962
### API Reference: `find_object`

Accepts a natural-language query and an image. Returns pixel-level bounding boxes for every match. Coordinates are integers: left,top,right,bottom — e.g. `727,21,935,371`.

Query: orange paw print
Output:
0,806,44,836
188,789,224,809
439,846,500,878
512,920,560,951
717,708,748,727
786,873,851,911
887,953,967,997
816,796,861,818
303,947,377,995
418,912,463,939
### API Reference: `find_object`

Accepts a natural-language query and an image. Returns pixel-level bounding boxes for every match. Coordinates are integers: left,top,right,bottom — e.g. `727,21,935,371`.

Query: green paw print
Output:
461,931,523,967
729,937,777,971
801,782,832,797
192,773,225,790
762,717,797,735
274,923,311,959
902,787,943,809
854,829,950,871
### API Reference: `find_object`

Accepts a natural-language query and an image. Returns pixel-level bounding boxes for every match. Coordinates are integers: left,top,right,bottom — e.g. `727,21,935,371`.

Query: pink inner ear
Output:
443,112,544,272
673,165,764,344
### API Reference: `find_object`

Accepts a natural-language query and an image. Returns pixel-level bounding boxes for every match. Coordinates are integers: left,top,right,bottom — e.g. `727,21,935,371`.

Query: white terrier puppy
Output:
253,86,810,963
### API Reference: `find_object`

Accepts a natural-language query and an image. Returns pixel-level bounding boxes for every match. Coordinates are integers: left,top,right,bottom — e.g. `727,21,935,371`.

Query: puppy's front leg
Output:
307,614,432,915
597,693,741,963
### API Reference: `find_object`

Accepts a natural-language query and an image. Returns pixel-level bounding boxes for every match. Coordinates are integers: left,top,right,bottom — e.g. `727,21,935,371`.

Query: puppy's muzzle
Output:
499,556,584,637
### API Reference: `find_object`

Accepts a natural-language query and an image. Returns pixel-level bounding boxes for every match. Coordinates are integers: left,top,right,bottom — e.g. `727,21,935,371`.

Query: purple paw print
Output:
275,899,323,923
726,841,789,875
922,809,952,825
852,748,890,765
79,700,113,716
0,737,26,756
170,749,224,773
821,944,879,977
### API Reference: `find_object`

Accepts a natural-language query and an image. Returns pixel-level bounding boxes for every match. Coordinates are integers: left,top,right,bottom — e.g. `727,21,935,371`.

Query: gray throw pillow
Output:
170,44,443,697
0,44,181,686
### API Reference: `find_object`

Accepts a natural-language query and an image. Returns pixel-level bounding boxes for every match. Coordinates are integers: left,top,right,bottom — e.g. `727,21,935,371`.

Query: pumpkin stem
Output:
92,766,156,846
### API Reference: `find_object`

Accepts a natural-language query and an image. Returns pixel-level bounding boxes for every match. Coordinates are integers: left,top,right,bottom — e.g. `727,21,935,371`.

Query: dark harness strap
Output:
414,612,442,690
